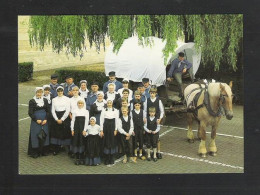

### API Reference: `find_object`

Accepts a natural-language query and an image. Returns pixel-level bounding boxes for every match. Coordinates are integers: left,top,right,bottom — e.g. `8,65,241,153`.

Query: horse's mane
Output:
208,82,231,97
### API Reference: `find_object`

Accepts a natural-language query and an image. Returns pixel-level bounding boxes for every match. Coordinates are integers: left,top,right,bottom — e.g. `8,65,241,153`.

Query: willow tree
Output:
28,14,243,71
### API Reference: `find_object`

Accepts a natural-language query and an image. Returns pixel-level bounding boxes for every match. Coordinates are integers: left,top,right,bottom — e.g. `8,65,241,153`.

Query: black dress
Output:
101,108,118,155
84,124,101,165
71,116,86,153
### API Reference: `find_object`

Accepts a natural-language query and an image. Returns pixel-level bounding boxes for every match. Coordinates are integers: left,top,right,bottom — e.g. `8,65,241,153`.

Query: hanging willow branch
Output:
28,14,243,71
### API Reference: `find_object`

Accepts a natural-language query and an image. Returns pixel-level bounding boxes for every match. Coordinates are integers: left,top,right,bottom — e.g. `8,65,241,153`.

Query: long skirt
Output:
50,111,71,146
27,109,49,155
103,118,118,154
85,134,101,165
70,116,85,153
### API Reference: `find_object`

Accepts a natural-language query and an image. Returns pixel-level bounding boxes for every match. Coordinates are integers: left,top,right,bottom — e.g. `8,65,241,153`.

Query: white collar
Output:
33,96,44,107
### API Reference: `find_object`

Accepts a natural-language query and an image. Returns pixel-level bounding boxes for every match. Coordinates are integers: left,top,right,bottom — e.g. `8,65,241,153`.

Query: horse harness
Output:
186,83,225,119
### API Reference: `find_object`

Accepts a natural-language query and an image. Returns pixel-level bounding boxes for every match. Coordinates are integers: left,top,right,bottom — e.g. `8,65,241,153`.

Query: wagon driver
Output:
166,52,194,99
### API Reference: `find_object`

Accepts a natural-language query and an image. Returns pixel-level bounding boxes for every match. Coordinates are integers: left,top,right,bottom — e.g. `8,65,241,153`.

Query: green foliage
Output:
28,14,243,71
55,69,107,89
185,14,243,71
18,62,34,82
107,15,134,53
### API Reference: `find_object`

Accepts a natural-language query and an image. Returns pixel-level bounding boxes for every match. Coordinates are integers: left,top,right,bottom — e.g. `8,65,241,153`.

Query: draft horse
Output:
184,81,233,157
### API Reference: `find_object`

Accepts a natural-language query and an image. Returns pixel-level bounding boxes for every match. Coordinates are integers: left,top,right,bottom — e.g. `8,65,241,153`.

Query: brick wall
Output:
18,16,110,71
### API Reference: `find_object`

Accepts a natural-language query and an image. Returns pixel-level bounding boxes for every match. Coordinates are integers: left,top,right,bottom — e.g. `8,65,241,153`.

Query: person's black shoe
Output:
157,153,162,159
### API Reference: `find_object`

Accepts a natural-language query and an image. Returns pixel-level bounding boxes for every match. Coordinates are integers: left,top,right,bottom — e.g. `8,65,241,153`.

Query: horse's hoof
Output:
188,139,194,143
209,152,217,156
199,153,207,158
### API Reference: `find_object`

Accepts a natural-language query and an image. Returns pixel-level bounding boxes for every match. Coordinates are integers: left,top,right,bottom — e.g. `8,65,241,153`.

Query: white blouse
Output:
118,88,133,101
85,124,101,136
51,96,70,121
70,96,85,113
117,116,134,135
144,116,160,133
100,107,119,130
79,88,89,99
43,94,51,104
94,99,107,111
105,92,117,101
70,108,89,131
144,97,165,119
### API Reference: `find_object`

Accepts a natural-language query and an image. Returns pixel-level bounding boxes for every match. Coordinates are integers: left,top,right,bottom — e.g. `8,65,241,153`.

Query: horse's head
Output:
219,81,234,120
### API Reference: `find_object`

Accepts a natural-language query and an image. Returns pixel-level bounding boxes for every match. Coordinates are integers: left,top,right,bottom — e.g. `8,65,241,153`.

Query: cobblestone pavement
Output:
18,84,244,174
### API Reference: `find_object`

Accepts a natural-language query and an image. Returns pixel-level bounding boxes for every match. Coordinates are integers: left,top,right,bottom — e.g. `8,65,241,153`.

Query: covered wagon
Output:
104,36,201,113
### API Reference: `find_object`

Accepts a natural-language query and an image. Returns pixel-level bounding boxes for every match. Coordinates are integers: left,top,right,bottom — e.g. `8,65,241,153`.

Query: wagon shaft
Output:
165,105,187,113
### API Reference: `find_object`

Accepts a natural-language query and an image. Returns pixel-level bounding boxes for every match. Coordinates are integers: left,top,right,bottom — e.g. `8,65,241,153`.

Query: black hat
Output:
91,81,99,86
178,52,185,57
65,75,73,79
51,74,58,79
108,71,116,76
137,82,144,87
142,78,149,83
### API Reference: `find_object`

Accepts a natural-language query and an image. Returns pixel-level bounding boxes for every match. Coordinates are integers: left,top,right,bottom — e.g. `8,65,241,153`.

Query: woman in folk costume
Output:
42,84,54,153
83,117,103,166
27,87,50,158
79,80,89,102
100,98,119,165
104,83,120,108
71,99,89,165
89,91,107,125
68,86,85,157
51,86,71,155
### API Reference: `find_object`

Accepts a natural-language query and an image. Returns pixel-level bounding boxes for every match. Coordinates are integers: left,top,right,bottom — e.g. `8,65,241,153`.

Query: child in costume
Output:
100,98,119,165
130,99,146,160
70,100,89,165
117,106,136,163
83,117,102,166
144,107,160,162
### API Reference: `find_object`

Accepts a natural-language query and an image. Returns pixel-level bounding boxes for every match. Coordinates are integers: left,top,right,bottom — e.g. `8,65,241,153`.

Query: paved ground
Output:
18,83,244,174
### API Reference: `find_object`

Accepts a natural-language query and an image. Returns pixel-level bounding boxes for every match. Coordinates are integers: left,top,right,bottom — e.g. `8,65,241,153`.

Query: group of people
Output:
27,51,194,166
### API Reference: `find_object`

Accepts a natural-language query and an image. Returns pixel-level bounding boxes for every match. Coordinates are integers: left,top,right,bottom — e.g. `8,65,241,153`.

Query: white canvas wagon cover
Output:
104,36,201,86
